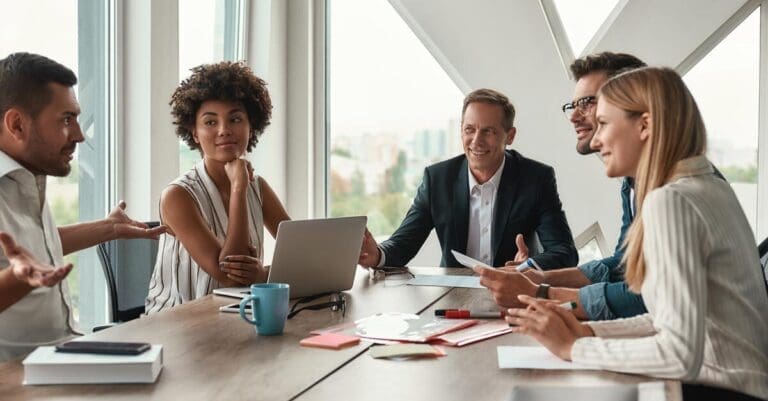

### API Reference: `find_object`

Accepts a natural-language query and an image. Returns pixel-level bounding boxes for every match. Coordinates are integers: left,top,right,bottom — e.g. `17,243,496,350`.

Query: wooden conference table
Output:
0,267,680,401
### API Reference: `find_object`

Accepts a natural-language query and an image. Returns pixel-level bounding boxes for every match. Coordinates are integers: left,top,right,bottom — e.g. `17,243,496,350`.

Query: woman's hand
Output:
505,294,594,360
219,245,267,285
224,158,251,189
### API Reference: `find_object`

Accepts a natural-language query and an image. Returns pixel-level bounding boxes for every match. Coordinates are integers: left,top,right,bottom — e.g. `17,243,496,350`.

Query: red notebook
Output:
300,333,361,350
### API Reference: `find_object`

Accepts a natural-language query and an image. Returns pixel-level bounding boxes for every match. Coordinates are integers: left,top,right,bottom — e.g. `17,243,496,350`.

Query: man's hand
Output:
358,228,381,267
0,232,72,288
473,265,538,308
108,201,167,240
503,234,529,267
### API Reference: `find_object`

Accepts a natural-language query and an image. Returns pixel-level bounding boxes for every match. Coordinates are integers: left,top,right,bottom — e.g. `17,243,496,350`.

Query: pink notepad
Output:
300,333,361,350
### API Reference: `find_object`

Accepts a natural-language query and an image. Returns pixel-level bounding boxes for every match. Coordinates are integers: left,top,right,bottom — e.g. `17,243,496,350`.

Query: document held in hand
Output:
23,345,163,385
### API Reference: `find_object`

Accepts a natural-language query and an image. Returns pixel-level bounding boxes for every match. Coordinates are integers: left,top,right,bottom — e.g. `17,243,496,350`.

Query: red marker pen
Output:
444,310,503,319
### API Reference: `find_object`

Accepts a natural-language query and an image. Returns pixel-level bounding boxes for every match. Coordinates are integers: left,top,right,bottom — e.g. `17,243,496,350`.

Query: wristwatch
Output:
535,283,551,299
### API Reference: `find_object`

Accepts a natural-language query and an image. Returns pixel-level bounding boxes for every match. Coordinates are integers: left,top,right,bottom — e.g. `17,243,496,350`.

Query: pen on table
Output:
435,309,503,319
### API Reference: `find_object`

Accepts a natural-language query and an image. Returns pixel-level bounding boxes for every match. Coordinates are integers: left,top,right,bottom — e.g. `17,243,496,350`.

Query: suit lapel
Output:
492,152,521,261
452,158,470,254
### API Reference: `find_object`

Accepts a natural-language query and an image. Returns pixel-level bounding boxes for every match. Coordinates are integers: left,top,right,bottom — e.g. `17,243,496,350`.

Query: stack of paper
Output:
434,320,514,346
23,345,163,385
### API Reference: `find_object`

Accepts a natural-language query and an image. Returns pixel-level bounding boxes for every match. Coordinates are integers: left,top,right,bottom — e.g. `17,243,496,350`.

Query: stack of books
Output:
23,345,163,385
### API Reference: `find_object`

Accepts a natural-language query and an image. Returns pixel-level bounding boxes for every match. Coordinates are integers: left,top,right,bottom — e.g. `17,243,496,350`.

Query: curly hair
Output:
170,61,272,152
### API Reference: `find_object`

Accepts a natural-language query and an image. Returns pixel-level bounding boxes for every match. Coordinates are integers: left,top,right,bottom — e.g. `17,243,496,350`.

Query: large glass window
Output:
552,0,619,56
328,0,464,238
1,0,113,329
178,0,246,174
684,8,760,235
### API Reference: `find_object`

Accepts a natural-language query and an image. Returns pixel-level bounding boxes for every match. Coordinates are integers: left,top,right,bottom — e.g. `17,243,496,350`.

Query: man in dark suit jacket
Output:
358,89,577,269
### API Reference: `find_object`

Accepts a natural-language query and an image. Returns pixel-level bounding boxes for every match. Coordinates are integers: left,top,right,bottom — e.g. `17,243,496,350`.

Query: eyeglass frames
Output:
287,291,346,319
369,266,414,281
561,95,596,119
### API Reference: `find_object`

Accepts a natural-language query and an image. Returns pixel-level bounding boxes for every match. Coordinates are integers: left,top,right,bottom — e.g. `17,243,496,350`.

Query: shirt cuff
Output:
578,282,615,321
577,260,611,283
376,245,386,268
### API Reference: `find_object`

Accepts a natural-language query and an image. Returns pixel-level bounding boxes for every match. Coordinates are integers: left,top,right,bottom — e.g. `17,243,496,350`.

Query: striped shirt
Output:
145,161,263,314
571,155,768,400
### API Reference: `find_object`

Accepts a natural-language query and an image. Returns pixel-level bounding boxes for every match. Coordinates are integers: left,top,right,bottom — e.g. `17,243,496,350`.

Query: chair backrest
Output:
96,222,160,323
574,222,609,263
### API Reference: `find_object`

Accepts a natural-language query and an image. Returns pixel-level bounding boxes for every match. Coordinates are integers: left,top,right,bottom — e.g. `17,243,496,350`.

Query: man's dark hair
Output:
569,52,646,81
0,52,78,119
171,61,272,153
462,88,516,131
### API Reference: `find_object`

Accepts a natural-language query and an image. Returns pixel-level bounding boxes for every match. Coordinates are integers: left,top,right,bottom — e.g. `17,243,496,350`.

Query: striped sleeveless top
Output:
145,160,264,314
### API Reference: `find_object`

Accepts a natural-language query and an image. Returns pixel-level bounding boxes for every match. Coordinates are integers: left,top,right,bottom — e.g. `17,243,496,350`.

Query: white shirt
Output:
571,156,768,399
377,157,506,268
0,150,78,362
465,157,505,266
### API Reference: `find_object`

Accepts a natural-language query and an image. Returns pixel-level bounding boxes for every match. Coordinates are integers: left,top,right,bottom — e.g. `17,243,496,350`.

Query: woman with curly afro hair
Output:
146,61,290,314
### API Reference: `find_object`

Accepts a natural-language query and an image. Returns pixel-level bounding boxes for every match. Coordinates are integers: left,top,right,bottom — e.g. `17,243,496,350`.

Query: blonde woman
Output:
506,67,768,400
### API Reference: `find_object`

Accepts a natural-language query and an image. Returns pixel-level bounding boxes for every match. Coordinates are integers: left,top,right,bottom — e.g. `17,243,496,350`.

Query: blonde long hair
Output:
598,67,707,292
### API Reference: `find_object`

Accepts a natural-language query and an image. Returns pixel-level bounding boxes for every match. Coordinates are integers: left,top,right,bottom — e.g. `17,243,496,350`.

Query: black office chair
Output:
759,236,768,291
96,222,160,323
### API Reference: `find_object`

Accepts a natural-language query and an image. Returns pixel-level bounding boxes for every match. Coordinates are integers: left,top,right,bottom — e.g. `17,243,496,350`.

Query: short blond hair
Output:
462,88,516,130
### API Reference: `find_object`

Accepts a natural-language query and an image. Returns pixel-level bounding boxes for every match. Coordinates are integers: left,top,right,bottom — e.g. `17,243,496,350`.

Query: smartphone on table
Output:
219,302,251,313
55,341,151,355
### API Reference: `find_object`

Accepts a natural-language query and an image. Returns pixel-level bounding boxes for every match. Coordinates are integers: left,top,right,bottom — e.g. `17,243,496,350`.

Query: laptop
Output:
213,216,367,299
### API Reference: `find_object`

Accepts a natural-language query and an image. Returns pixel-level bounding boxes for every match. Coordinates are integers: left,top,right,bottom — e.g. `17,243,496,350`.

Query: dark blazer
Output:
380,150,578,268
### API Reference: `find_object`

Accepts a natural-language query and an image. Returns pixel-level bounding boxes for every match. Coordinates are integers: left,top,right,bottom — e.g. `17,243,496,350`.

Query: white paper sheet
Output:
406,274,484,289
497,346,600,370
450,250,491,269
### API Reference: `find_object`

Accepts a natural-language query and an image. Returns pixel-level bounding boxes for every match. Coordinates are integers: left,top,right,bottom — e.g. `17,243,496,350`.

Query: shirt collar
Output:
670,155,713,181
0,150,27,178
468,156,506,192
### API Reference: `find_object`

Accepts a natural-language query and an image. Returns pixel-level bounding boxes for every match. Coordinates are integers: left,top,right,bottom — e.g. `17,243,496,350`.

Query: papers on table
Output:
369,344,445,359
435,320,514,347
355,313,476,343
407,274,484,289
450,250,491,269
497,346,600,370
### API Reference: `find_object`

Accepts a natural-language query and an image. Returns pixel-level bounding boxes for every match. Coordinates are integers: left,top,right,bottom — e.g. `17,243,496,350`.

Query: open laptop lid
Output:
267,216,366,298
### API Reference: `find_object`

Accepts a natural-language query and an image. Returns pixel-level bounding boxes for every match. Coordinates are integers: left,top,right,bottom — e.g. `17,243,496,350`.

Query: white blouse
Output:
145,160,264,314
571,156,768,400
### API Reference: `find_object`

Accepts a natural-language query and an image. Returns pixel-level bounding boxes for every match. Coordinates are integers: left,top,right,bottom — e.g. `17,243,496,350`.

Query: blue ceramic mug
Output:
239,283,290,336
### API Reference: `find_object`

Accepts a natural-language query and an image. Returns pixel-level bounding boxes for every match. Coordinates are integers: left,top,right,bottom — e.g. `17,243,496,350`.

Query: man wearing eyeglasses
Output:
359,88,578,275
476,52,651,320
